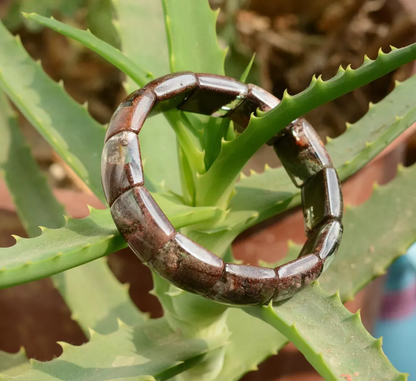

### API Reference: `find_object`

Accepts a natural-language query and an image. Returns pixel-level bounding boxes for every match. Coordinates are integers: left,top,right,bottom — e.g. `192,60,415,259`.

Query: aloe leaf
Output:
0,200,219,289
24,11,180,195
113,0,169,80
161,0,226,74
0,91,65,236
247,283,406,381
1,319,228,381
86,0,120,48
0,350,30,376
245,162,416,379
113,0,182,194
0,21,106,201
0,89,146,334
223,73,416,232
216,308,286,381
23,13,151,87
321,162,416,300
198,46,416,207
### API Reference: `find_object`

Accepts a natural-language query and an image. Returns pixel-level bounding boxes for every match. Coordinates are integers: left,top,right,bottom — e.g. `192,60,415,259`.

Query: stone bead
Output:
149,233,224,295
273,119,332,187
101,131,144,205
105,88,156,142
179,73,248,117
207,264,278,305
229,83,280,130
110,186,175,263
301,168,343,235
148,72,198,115
273,254,323,302
299,219,343,271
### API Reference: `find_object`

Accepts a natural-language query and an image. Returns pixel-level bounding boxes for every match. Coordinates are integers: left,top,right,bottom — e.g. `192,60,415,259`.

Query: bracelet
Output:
101,72,343,306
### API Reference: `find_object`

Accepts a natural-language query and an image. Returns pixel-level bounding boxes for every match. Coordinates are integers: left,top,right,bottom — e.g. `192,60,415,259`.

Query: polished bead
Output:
110,186,174,262
273,254,323,301
149,233,224,295
207,264,278,305
299,219,343,270
179,74,248,117
105,88,156,142
101,131,144,205
273,119,332,187
229,84,280,130
301,168,343,234
149,72,198,115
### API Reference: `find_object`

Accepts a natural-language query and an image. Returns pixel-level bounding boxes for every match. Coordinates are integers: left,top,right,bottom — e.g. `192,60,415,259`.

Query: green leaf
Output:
247,162,416,379
24,10,181,194
247,284,406,381
0,91,66,236
1,319,228,381
0,201,219,289
113,0,169,80
217,308,286,381
224,73,416,232
52,259,147,336
87,0,120,48
113,0,182,194
0,89,146,335
23,13,151,87
161,0,226,74
198,46,416,207
0,20,106,202
0,350,30,376
321,162,416,300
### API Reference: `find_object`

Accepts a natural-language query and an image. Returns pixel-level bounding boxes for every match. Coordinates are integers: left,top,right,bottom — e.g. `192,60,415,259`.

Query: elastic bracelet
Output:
101,72,343,306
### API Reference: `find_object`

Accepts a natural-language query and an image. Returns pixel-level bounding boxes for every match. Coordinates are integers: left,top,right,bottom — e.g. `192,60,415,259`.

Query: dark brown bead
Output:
229,84,280,130
101,131,144,205
110,186,175,263
299,219,343,270
301,168,343,234
149,233,224,295
207,264,278,305
273,254,323,301
179,73,248,117
148,72,198,116
105,88,156,142
273,119,332,187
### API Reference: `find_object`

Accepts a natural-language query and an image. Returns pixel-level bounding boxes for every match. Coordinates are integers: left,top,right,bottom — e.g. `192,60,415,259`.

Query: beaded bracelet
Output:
101,72,343,306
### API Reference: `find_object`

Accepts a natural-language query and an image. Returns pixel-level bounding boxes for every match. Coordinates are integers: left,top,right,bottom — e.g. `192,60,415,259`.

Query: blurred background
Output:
0,0,416,380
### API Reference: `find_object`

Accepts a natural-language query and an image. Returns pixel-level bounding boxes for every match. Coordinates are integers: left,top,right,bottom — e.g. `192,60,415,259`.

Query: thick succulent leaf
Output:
245,162,416,379
0,91,65,236
112,0,181,194
161,0,226,74
0,89,146,334
247,283,406,381
0,350,30,376
52,260,147,336
24,13,151,87
1,319,228,381
0,200,219,289
25,11,180,194
197,45,416,207
86,0,120,48
216,308,286,381
0,21,107,201
112,0,169,80
222,73,416,232
321,162,416,300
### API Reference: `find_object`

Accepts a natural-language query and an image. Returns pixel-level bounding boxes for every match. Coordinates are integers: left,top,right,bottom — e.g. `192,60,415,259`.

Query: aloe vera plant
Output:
0,1,416,380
